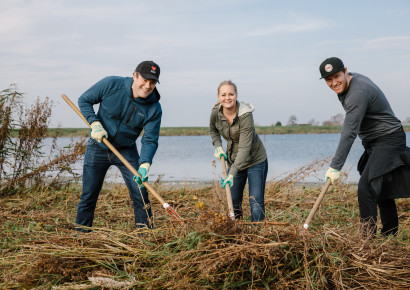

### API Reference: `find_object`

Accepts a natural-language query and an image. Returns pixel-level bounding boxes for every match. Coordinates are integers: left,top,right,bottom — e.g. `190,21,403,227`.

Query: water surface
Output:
46,133,410,183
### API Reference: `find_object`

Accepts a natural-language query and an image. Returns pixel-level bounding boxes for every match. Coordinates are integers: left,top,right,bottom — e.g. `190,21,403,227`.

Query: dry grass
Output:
1,86,86,194
1,158,409,289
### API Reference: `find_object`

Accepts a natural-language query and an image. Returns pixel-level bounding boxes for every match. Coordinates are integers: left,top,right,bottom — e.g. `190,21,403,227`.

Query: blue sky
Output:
1,0,410,127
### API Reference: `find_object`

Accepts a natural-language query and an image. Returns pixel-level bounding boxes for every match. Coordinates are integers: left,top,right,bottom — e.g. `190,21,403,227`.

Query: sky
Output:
1,0,410,128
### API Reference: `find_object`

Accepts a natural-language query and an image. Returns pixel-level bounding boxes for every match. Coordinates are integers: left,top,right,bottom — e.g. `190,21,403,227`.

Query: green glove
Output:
325,167,341,184
221,174,234,189
134,163,151,186
90,121,108,143
214,146,227,160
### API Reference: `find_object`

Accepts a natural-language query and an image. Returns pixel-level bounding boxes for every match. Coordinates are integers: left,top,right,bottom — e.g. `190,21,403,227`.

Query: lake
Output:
47,133,410,184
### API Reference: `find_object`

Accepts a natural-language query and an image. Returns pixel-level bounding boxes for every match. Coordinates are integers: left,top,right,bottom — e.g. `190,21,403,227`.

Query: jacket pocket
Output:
215,123,229,139
123,104,145,129
230,126,240,141
215,123,223,133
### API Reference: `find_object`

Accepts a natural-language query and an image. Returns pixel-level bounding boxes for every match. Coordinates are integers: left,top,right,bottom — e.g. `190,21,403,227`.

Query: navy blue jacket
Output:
78,76,162,165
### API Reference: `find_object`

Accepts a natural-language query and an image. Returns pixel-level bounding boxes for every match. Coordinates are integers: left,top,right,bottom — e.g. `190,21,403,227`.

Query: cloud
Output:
360,36,410,50
1,1,410,128
387,8,410,16
313,36,410,52
248,18,328,36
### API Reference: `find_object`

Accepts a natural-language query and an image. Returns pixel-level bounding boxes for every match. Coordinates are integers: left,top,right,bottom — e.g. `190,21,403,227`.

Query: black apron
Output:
357,127,410,201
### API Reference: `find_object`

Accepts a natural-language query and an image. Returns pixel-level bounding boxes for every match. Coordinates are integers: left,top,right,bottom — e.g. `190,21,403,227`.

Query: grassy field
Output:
45,126,341,137
1,158,409,289
40,124,410,137
2,87,408,288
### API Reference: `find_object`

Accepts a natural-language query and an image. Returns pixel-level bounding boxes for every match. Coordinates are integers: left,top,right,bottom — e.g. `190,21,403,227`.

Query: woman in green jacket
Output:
209,80,268,221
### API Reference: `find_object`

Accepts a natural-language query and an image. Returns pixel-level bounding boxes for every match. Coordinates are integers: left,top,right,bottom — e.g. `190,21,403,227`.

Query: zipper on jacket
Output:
112,99,132,142
227,121,234,164
125,106,136,125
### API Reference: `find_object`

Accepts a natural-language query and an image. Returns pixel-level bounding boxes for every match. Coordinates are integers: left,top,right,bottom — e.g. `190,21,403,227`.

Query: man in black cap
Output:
75,60,162,232
319,57,410,237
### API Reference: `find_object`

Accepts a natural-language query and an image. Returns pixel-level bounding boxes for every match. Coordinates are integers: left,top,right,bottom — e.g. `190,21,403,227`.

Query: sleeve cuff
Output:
228,167,238,177
213,140,222,147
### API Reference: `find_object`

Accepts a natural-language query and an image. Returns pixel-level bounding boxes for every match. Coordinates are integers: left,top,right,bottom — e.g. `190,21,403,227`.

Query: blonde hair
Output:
217,80,238,95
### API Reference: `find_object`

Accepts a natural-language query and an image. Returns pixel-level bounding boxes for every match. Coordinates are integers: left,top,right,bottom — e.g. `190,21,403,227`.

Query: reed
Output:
0,158,408,289
0,85,86,195
1,86,409,288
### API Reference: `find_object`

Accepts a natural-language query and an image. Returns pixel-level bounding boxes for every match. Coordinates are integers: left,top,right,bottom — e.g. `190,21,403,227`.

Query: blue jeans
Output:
230,159,268,222
75,139,152,232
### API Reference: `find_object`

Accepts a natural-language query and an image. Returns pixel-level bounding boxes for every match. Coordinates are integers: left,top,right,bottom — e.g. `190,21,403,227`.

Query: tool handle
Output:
62,94,167,205
303,179,331,230
220,157,235,220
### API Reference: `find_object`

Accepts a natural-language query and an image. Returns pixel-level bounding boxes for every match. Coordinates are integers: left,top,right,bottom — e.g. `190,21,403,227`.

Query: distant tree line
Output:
403,117,410,125
271,113,410,127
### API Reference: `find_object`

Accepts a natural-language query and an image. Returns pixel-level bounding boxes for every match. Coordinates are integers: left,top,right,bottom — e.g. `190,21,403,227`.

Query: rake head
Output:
163,202,183,220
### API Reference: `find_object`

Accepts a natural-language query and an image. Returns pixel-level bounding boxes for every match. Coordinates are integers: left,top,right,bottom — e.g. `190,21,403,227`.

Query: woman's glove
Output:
221,174,234,189
214,146,228,160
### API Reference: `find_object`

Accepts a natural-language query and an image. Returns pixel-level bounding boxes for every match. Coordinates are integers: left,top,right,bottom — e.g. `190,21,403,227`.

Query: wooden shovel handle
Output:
303,179,332,230
220,157,235,220
61,94,171,208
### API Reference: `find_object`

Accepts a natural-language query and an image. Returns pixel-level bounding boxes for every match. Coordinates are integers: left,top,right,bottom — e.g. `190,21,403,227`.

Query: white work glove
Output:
221,174,234,189
90,121,108,143
133,163,151,187
214,146,228,160
325,167,341,184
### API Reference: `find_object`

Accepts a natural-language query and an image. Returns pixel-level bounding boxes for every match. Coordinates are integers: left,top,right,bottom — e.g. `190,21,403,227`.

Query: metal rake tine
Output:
165,205,183,220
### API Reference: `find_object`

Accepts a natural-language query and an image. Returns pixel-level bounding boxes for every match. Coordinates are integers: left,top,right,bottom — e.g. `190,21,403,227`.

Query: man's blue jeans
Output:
75,139,152,232
230,159,268,222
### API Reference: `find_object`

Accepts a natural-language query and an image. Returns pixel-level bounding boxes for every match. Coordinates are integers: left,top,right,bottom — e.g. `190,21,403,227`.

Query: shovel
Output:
220,157,235,220
302,179,331,232
62,94,182,220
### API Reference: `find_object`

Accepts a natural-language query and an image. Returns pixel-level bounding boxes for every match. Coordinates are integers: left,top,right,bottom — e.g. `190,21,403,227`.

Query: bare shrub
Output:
0,85,86,195
0,85,22,180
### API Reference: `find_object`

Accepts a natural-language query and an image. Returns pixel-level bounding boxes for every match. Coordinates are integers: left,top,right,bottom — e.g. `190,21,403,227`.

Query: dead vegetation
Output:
1,157,409,289
1,86,408,289
0,85,86,195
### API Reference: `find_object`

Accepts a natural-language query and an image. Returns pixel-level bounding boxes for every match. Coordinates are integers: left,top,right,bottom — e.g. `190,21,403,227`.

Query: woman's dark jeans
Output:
230,159,268,222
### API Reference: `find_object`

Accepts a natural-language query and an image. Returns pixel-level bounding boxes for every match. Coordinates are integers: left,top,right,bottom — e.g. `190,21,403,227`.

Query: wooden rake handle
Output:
62,94,182,220
220,157,235,220
303,179,331,231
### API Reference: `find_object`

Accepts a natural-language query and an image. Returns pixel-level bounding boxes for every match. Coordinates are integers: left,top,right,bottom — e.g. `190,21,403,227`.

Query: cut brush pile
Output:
0,158,409,289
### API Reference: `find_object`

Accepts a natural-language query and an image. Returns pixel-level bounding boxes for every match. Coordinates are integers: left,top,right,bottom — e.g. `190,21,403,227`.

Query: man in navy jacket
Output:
75,60,162,232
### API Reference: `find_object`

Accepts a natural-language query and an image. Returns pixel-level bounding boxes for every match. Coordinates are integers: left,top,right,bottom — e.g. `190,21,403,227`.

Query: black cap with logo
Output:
319,57,345,79
135,61,160,83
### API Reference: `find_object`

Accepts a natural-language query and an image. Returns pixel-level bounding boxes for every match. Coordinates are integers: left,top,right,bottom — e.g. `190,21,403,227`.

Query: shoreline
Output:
103,179,358,190
50,177,358,190
14,125,407,137
13,125,347,137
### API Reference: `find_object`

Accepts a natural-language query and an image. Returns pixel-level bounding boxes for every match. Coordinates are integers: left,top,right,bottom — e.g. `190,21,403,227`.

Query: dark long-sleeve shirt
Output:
330,72,402,170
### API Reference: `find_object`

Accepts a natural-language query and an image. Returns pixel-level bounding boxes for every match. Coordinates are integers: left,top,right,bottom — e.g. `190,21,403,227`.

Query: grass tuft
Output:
1,158,409,289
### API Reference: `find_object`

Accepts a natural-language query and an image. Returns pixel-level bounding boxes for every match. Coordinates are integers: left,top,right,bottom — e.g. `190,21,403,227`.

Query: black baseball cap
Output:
319,57,345,79
135,60,160,83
